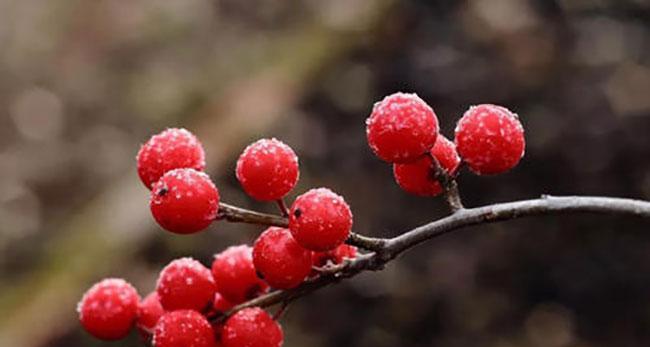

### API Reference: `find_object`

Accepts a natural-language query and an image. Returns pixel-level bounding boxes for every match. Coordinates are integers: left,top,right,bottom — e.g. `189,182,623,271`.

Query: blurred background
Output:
1,0,650,346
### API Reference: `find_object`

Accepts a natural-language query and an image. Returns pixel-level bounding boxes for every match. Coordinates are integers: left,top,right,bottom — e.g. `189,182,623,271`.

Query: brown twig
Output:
217,202,386,252
211,195,650,321
276,199,289,217
430,155,464,212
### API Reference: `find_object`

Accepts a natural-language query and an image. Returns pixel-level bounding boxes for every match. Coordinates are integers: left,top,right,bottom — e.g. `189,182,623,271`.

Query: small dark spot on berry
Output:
158,187,169,196
293,208,302,218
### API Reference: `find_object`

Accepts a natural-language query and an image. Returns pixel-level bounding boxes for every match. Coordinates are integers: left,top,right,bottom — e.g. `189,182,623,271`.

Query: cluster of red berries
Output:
78,92,525,346
79,129,358,346
367,93,525,196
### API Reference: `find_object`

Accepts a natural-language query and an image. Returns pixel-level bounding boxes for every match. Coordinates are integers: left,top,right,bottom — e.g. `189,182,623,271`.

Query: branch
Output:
430,155,463,212
213,195,650,320
217,202,387,252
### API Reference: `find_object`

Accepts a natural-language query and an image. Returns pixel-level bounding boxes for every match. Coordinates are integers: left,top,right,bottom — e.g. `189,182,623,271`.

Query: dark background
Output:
1,0,649,346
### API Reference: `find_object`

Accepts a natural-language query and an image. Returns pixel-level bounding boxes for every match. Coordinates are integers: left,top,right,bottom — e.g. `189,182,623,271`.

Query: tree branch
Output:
217,202,387,252
212,195,650,321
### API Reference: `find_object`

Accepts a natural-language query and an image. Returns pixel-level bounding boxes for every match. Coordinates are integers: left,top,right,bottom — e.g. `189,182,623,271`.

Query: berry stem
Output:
217,203,288,227
276,199,289,217
212,195,650,321
272,300,291,320
429,154,464,212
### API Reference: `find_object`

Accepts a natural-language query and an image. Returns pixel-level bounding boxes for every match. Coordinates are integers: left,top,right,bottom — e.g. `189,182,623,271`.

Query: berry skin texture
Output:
455,104,525,175
313,244,357,268
236,138,299,201
222,308,283,347
289,188,353,252
393,136,461,196
150,168,220,234
156,257,217,311
253,227,313,289
153,310,216,347
137,292,165,335
212,292,235,313
137,128,206,189
212,245,269,303
366,92,439,163
77,278,140,340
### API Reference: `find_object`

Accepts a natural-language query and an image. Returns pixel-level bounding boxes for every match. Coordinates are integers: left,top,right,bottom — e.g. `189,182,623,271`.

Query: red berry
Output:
77,278,140,340
156,257,216,311
236,138,299,201
150,168,220,234
222,308,283,347
153,310,216,347
137,128,206,189
312,244,357,268
253,227,313,289
212,292,234,314
137,292,165,335
393,136,461,196
211,245,269,303
455,104,525,175
366,92,439,163
289,188,353,251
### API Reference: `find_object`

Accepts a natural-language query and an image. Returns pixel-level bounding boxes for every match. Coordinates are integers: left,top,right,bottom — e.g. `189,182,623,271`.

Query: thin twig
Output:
218,202,288,227
211,195,650,320
430,155,464,212
217,202,384,251
272,300,291,320
276,199,289,217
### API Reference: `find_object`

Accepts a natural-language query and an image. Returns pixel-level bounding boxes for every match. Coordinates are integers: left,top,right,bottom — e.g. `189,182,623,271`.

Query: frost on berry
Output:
212,245,269,304
77,278,140,340
289,188,353,251
253,227,313,289
455,104,525,175
156,257,216,311
222,307,283,347
366,92,439,163
150,168,220,234
153,310,216,347
137,128,206,189
236,138,299,201
312,244,357,268
137,292,165,336
393,135,461,196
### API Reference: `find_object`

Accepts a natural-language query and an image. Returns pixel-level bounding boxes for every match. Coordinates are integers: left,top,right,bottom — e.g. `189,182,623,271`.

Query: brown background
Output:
1,0,650,346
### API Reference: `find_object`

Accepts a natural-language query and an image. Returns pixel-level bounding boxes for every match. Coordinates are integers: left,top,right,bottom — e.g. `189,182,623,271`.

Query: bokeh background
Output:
1,0,650,346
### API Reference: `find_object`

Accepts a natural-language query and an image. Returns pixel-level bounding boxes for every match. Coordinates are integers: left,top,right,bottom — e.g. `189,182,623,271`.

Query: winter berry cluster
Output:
367,93,525,196
78,92,525,347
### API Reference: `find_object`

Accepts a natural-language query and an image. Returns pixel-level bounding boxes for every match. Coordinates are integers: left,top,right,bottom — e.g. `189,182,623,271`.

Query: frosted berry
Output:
289,188,353,251
212,245,268,303
236,138,299,201
153,310,216,347
77,278,140,340
253,227,313,289
313,244,357,268
393,135,461,196
455,104,525,175
222,308,283,347
137,292,165,335
156,257,216,311
137,128,206,189
150,168,219,234
366,92,439,163
212,292,234,314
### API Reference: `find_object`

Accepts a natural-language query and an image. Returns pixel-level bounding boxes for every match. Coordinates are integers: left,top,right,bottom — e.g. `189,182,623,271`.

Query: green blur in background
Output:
1,0,650,346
